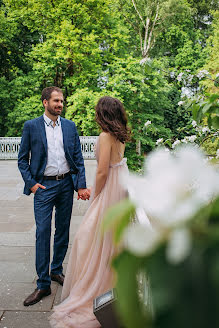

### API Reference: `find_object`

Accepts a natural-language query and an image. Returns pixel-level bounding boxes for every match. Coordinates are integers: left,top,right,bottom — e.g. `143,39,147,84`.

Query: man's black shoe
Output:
23,288,51,306
51,273,65,286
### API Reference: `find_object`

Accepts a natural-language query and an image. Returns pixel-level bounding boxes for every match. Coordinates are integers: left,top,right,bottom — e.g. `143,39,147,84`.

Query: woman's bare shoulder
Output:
99,132,113,142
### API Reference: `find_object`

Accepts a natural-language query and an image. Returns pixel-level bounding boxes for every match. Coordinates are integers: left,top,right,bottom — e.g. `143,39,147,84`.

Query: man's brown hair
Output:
41,86,63,102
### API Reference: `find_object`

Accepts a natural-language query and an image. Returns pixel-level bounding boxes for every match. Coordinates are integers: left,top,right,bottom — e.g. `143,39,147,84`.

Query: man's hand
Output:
31,183,46,194
77,188,90,201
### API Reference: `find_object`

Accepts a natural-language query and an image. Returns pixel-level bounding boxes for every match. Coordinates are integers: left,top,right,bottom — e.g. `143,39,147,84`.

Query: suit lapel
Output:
60,117,69,152
38,115,47,151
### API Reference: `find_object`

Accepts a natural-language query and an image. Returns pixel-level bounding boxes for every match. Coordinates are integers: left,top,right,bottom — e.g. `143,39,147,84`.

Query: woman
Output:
50,96,130,328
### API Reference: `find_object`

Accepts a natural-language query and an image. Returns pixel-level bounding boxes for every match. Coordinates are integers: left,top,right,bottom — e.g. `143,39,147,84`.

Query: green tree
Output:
202,10,219,93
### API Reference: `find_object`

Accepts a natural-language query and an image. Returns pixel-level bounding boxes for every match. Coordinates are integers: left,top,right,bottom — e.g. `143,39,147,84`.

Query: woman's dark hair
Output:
95,96,130,143
41,86,63,102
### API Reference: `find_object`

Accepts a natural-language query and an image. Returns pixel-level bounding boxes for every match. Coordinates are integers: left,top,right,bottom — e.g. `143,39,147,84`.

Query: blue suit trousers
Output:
34,175,74,289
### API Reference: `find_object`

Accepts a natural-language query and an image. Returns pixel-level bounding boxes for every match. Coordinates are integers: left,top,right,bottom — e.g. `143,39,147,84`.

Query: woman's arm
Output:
94,132,112,199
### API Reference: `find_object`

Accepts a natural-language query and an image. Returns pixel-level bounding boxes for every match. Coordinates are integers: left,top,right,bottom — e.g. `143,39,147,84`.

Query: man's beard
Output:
47,104,62,117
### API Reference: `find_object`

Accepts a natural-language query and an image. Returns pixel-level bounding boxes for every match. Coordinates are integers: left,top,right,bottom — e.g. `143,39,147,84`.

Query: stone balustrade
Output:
0,136,98,160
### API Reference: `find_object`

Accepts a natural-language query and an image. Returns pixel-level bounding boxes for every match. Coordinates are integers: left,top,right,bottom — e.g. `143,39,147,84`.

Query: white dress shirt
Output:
43,114,70,176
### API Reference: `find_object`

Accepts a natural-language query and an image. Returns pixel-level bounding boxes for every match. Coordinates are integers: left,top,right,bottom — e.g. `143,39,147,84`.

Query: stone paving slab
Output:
0,262,35,284
0,232,35,247
0,246,34,262
0,216,83,247
0,311,51,328
0,282,58,312
53,286,62,306
0,222,34,233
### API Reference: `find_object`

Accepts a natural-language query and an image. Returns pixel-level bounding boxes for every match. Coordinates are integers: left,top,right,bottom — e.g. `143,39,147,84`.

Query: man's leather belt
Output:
43,171,71,181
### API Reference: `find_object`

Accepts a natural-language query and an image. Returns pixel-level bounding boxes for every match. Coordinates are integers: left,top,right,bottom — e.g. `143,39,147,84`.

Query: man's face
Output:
44,91,64,116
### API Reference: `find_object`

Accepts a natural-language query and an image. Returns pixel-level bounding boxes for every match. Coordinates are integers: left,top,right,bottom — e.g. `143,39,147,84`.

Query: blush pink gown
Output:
50,137,128,328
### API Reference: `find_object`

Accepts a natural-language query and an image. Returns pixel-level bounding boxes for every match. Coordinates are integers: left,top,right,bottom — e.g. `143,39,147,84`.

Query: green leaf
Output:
102,198,136,244
202,102,212,114
209,94,219,103
214,78,219,88
212,116,219,129
207,116,212,128
192,104,199,121
113,251,152,328
196,107,203,123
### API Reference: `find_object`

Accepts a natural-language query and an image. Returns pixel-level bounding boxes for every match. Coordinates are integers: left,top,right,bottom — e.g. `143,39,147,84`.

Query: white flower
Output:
216,73,219,78
156,138,163,145
187,74,194,84
196,70,209,79
123,223,160,256
192,120,197,127
144,120,152,128
187,135,197,143
216,149,219,159
181,138,188,144
178,101,184,106
140,57,148,65
177,72,184,82
181,87,193,98
122,146,219,228
170,71,175,78
202,126,210,134
166,228,192,264
172,140,181,148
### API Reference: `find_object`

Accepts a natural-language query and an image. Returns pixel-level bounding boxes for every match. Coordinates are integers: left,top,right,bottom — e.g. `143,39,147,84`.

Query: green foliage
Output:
0,0,131,135
105,57,172,169
102,198,136,244
65,88,104,136
112,251,151,328
0,0,217,171
163,86,193,139
7,95,43,136
143,224,219,328
104,193,219,328
186,94,219,129
201,10,219,93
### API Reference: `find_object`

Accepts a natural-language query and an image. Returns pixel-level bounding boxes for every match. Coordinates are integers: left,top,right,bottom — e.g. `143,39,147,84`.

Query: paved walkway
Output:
0,160,97,328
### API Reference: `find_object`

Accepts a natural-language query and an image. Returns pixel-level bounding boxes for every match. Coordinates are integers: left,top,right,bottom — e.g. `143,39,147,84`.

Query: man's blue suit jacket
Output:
18,115,87,195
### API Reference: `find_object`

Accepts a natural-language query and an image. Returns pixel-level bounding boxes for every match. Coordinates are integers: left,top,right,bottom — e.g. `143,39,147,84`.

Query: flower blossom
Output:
123,223,160,256
196,70,209,79
172,140,181,148
192,120,197,127
166,228,192,264
123,146,219,228
144,120,152,128
187,135,197,143
156,138,163,145
177,72,184,82
202,126,210,134
140,57,148,65
122,146,219,261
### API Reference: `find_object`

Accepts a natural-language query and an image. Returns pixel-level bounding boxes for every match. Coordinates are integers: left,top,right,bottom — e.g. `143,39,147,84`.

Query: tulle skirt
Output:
50,161,128,328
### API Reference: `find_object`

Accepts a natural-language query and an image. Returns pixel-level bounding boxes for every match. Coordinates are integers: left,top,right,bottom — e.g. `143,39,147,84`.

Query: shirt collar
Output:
43,113,60,127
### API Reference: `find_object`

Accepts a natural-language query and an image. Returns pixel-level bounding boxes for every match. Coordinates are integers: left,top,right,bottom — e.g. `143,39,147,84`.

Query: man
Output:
18,86,90,306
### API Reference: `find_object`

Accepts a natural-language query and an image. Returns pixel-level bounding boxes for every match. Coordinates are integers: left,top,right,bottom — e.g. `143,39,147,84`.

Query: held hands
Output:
30,183,46,194
77,188,91,201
